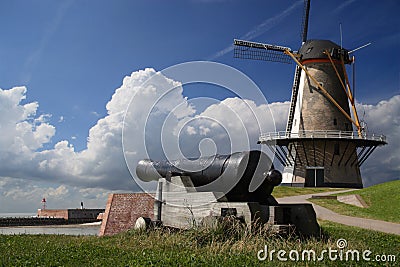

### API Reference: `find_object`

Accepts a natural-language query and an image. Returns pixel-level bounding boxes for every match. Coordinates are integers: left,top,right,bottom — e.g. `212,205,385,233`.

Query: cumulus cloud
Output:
1,69,198,192
0,69,398,212
1,68,277,194
0,177,110,212
356,96,400,186
0,86,55,167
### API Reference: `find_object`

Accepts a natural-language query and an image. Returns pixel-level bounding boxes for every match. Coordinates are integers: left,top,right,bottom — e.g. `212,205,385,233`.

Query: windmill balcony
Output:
259,130,386,143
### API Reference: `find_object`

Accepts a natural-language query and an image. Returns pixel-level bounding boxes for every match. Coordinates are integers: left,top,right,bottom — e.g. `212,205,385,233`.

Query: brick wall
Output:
37,209,69,219
37,209,104,220
99,193,155,236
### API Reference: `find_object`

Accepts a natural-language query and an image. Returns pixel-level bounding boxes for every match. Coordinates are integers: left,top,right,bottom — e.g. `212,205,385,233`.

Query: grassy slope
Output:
272,186,344,198
0,221,398,266
309,180,400,223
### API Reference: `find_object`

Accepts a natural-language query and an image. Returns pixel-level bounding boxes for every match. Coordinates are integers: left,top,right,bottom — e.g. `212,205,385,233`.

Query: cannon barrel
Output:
136,150,282,204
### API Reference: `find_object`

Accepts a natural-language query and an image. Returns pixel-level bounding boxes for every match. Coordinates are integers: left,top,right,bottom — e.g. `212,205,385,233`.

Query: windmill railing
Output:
259,130,386,142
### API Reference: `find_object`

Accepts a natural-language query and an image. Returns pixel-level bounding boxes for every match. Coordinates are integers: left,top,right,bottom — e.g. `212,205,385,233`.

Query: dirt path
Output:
277,189,400,235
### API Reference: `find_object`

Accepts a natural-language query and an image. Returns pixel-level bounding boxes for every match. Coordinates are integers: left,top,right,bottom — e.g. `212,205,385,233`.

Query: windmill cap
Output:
299,39,351,63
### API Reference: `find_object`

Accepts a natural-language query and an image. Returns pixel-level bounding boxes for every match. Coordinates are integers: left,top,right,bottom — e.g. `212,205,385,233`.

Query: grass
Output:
309,180,400,223
1,221,398,266
272,186,344,198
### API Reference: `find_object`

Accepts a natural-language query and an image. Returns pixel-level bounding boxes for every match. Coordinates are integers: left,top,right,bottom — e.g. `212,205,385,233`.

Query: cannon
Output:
134,150,320,236
136,150,282,204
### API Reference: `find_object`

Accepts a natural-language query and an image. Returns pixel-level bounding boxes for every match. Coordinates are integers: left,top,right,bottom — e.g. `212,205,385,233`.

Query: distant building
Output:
37,208,104,222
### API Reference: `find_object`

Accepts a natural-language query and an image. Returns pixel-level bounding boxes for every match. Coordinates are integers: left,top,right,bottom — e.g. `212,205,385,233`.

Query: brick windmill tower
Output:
234,0,386,188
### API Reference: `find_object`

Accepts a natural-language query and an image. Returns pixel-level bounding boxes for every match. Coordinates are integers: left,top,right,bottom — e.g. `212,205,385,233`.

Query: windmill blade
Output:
348,42,371,54
352,56,355,100
301,0,311,43
234,39,293,64
286,0,311,133
285,66,302,133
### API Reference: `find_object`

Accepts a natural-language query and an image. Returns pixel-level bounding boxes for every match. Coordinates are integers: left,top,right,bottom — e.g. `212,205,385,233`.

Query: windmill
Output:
234,0,386,188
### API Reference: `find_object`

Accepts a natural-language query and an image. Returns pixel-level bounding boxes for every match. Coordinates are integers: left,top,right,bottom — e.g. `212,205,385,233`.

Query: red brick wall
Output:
37,209,69,219
99,193,155,236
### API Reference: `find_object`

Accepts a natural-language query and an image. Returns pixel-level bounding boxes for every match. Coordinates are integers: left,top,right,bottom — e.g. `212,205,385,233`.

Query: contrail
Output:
208,0,303,60
22,0,74,82
333,0,357,13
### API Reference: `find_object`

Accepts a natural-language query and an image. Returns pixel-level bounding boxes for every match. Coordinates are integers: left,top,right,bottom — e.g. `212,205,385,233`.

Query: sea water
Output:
0,225,100,235
0,213,36,218
0,213,100,235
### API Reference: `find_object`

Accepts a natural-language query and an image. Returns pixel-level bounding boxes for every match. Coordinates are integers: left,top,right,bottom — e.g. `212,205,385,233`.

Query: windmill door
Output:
305,167,324,187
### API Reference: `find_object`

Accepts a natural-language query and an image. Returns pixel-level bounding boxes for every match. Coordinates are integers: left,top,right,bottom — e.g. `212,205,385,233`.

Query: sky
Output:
0,0,399,212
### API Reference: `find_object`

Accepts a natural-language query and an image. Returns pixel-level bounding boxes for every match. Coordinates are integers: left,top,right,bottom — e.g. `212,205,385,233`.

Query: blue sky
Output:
0,0,398,212
1,0,398,151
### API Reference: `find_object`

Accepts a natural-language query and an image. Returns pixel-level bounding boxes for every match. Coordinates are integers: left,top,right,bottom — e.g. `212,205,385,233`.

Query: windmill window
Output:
333,118,337,125
306,47,313,54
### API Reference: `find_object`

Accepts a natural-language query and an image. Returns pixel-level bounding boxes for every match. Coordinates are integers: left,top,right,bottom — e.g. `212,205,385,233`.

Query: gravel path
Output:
277,189,400,235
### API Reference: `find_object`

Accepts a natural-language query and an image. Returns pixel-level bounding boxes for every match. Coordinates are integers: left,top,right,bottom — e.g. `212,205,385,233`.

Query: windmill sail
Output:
286,0,311,133
301,0,311,43
285,66,302,133
233,39,292,64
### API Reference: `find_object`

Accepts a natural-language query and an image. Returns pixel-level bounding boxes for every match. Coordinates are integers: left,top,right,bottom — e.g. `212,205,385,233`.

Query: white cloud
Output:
2,180,67,202
0,69,398,212
186,126,197,135
0,69,195,192
199,125,210,136
356,96,400,186
90,111,100,117
0,177,109,212
0,86,56,159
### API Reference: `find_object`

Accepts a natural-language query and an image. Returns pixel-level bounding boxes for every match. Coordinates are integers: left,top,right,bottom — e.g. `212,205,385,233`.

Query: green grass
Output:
272,186,344,198
309,180,400,223
1,221,398,266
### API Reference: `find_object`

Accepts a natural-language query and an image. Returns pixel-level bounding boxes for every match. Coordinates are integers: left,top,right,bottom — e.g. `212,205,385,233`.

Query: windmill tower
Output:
234,0,386,188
